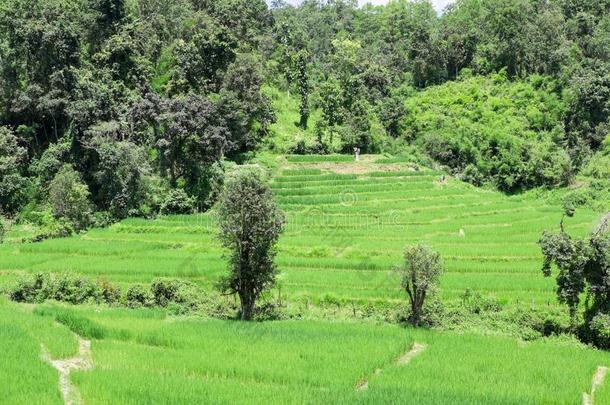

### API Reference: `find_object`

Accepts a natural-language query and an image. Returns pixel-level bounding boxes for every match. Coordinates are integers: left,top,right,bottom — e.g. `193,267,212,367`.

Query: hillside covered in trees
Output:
0,0,609,232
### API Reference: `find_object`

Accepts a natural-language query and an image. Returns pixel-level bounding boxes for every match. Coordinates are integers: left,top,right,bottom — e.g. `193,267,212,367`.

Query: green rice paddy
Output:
0,156,600,305
3,298,610,404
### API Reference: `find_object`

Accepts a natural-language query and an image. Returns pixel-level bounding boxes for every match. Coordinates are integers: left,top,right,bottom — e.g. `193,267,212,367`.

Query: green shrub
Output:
160,189,195,215
92,211,114,228
48,164,93,232
287,139,328,155
505,306,570,338
252,301,287,321
9,273,105,304
9,273,49,303
97,278,121,305
407,75,572,191
583,151,610,180
151,278,198,307
19,209,74,242
50,274,101,304
125,284,154,308
588,313,610,349
461,289,502,314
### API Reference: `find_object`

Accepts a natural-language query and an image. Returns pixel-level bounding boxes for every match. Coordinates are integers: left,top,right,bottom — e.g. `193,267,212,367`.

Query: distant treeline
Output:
0,0,609,226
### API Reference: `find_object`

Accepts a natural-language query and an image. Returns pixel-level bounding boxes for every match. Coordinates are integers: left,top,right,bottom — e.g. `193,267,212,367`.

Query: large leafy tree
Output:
0,0,84,152
0,127,29,215
170,13,237,93
156,93,227,188
220,53,276,157
217,166,285,321
540,212,610,345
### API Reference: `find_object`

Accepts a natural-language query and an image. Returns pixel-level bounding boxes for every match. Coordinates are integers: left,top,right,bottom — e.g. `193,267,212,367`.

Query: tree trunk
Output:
239,292,255,321
410,304,421,327
299,114,308,130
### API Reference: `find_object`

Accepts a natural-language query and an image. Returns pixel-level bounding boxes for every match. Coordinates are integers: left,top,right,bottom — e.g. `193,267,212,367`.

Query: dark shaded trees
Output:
0,127,29,215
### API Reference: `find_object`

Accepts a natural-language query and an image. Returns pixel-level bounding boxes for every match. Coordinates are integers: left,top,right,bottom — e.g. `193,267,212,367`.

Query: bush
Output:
588,313,610,349
30,139,71,190
583,151,610,180
9,273,49,303
506,306,570,338
407,75,572,191
19,209,74,242
151,278,197,306
460,289,501,314
48,164,93,232
50,274,101,304
8,273,111,304
125,284,154,308
287,139,328,155
8,273,230,317
97,278,122,304
160,189,195,215
92,211,114,228
252,301,287,321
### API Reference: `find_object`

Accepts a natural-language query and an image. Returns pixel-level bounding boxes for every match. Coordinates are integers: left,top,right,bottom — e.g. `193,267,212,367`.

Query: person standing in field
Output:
354,147,361,161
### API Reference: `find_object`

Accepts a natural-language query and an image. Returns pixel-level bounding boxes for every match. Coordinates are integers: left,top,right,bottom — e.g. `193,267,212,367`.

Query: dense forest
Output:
0,0,609,235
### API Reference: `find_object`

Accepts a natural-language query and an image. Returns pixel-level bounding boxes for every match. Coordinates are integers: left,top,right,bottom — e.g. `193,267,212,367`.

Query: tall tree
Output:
397,244,445,326
217,166,284,321
295,50,310,129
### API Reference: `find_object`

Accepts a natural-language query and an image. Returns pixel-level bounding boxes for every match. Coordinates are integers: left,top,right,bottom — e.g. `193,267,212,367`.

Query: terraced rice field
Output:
0,155,601,305
3,298,610,404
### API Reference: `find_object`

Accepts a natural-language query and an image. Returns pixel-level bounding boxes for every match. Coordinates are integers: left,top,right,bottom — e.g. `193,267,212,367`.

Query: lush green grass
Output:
263,86,323,152
0,298,76,405
362,330,610,404
53,305,413,404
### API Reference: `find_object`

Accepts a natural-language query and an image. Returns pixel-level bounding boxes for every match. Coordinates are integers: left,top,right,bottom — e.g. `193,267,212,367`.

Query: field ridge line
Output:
583,366,609,405
355,342,427,392
41,337,93,405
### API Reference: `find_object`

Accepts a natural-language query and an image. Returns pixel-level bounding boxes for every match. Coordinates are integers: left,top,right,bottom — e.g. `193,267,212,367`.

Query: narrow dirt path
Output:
42,337,93,405
397,343,427,365
355,342,427,392
583,366,608,405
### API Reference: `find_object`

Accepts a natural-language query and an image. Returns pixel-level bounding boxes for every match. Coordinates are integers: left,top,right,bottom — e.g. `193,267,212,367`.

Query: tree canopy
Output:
0,0,608,224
